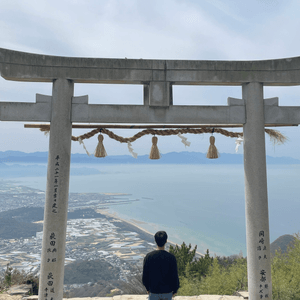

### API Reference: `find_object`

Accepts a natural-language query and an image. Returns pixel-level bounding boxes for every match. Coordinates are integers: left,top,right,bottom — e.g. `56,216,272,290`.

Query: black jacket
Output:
142,250,180,294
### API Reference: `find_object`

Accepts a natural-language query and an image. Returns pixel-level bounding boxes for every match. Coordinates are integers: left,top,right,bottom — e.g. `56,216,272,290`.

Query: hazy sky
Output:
1,0,300,158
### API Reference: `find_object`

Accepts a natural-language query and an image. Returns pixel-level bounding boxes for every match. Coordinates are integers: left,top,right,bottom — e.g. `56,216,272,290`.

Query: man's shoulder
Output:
145,250,176,259
145,250,160,258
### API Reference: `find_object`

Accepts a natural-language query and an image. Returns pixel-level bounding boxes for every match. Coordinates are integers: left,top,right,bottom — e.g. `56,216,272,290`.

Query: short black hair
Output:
154,231,168,247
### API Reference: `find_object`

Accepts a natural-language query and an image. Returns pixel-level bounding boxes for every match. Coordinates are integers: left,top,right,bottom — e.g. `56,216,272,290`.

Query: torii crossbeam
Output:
1,48,300,300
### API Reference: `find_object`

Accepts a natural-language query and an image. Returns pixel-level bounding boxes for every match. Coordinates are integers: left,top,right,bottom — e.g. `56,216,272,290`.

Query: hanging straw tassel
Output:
149,136,160,159
206,136,219,159
94,134,107,158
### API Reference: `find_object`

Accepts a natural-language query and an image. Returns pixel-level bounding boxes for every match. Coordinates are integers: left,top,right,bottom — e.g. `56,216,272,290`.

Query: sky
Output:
1,0,300,158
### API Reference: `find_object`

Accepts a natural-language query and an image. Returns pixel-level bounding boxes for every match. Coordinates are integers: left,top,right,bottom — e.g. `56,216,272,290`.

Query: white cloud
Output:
0,0,300,157
204,0,245,23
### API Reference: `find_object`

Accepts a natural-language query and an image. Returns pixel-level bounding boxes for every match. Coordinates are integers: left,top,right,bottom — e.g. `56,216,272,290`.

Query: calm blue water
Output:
6,164,300,256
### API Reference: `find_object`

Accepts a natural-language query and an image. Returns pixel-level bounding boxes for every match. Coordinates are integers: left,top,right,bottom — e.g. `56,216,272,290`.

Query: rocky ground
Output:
0,295,22,300
0,283,250,300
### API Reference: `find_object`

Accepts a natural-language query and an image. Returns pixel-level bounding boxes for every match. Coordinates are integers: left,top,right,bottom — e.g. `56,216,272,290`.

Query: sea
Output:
3,163,300,257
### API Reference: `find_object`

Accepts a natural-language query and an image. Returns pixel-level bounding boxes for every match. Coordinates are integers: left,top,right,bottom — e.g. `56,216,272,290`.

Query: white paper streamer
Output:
127,142,138,159
235,136,244,152
78,137,90,156
178,133,191,147
43,130,50,137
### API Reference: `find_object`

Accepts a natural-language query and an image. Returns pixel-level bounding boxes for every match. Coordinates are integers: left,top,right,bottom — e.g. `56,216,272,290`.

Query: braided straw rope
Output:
39,125,287,145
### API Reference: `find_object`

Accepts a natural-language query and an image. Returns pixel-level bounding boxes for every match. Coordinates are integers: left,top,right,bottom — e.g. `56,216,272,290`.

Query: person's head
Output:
154,231,168,247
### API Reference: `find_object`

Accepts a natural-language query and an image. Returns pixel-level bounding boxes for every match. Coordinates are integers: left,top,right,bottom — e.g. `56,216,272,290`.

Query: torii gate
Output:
1,48,300,300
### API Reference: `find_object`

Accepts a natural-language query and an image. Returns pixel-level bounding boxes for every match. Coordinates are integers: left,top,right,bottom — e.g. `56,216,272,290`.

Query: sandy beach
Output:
98,209,204,257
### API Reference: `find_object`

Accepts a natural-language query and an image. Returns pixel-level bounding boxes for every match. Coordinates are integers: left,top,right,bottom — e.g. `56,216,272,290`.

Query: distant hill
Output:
0,207,108,239
270,234,295,255
0,150,299,165
0,207,45,223
64,259,120,284
0,217,43,239
0,207,106,223
0,158,100,177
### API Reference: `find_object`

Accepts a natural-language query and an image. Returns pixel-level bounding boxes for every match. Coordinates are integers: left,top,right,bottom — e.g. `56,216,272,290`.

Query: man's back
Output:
142,249,180,294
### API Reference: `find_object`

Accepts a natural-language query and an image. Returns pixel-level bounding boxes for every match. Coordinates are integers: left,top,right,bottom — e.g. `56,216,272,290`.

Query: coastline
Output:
98,209,204,257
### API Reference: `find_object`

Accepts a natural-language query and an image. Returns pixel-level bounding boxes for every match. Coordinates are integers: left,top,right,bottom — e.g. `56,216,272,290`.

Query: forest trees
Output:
169,242,212,279
271,233,300,300
171,234,300,298
169,242,247,296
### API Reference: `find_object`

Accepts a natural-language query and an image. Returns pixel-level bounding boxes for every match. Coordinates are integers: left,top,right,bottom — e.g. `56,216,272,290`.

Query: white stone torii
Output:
1,48,300,300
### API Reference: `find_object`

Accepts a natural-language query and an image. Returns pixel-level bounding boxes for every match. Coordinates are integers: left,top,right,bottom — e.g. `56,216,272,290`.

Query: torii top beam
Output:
1,48,300,86
0,48,300,125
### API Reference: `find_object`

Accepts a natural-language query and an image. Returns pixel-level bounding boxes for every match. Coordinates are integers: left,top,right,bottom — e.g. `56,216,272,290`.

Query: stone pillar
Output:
39,79,74,300
243,82,272,300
